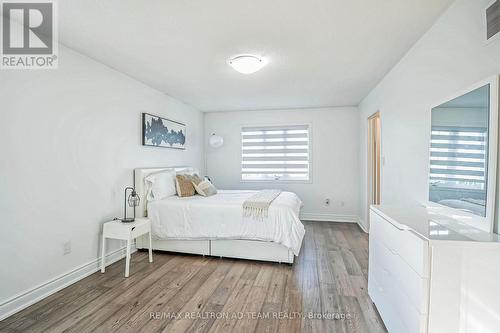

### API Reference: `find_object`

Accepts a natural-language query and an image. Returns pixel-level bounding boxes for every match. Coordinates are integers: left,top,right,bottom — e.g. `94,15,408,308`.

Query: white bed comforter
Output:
147,190,305,255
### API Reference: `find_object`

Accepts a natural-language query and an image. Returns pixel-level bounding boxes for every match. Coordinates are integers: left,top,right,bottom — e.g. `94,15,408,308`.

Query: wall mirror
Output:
428,76,499,233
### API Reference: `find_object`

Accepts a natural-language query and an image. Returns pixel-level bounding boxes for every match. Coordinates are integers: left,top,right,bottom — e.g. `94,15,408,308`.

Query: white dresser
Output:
368,205,500,333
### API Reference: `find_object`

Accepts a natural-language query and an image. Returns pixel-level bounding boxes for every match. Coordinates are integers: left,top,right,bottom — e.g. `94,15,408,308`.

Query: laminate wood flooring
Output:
0,222,386,333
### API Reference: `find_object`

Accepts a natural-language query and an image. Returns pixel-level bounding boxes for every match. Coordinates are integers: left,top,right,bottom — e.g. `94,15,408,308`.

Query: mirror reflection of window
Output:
429,85,490,217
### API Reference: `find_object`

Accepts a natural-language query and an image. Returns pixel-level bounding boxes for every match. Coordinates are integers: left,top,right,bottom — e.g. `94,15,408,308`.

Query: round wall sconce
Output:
209,133,224,148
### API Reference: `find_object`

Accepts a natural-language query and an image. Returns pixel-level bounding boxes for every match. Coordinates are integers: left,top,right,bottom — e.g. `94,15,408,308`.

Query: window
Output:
241,124,310,181
429,126,487,190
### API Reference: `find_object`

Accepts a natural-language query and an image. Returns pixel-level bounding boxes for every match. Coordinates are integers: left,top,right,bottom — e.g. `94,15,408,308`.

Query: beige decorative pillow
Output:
175,174,202,197
193,179,217,197
191,174,203,186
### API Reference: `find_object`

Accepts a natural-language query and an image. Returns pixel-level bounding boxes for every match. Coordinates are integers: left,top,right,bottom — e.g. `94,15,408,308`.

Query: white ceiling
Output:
59,0,453,112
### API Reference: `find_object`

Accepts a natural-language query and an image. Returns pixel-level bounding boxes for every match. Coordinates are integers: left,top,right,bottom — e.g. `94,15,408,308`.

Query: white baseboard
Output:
357,218,369,233
300,213,359,223
0,245,136,321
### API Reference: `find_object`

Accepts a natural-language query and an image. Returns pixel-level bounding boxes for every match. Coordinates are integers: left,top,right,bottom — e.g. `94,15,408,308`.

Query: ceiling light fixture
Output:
228,55,267,74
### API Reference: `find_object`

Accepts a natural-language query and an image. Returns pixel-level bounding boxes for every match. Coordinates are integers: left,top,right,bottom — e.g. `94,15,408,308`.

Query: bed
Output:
134,167,305,263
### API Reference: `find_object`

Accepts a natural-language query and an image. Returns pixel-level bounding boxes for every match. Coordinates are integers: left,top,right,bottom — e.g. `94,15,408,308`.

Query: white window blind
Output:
430,126,487,189
241,124,310,181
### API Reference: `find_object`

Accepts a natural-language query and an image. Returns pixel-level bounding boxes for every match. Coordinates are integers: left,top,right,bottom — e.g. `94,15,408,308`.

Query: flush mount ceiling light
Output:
228,55,267,74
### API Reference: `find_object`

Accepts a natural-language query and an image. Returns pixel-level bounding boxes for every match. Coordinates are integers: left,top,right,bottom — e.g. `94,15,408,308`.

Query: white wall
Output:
0,45,204,314
358,0,500,230
204,107,360,222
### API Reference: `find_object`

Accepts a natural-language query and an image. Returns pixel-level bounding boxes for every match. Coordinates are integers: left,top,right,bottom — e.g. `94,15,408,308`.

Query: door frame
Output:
367,111,381,228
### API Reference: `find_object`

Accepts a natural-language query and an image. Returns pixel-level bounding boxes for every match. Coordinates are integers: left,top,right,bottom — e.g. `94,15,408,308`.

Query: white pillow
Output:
145,169,176,201
193,179,217,197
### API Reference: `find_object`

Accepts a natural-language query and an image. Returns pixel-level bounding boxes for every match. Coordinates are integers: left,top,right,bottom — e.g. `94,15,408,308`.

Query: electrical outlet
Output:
325,198,330,206
63,241,71,255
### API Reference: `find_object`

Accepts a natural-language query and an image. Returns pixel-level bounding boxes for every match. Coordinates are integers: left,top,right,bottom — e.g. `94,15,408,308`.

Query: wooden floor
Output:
0,222,386,333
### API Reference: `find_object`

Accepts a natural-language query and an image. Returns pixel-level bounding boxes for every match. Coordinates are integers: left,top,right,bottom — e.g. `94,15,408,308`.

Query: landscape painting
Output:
142,113,186,149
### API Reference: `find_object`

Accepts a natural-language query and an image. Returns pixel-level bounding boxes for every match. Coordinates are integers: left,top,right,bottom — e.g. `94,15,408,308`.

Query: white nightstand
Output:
101,218,153,277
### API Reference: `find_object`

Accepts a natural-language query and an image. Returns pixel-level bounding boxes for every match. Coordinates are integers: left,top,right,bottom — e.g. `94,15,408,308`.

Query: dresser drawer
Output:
370,210,429,277
369,254,428,333
368,273,408,333
371,238,429,313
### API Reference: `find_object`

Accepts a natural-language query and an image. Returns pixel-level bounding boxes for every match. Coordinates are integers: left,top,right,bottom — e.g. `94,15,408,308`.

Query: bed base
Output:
136,236,294,264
